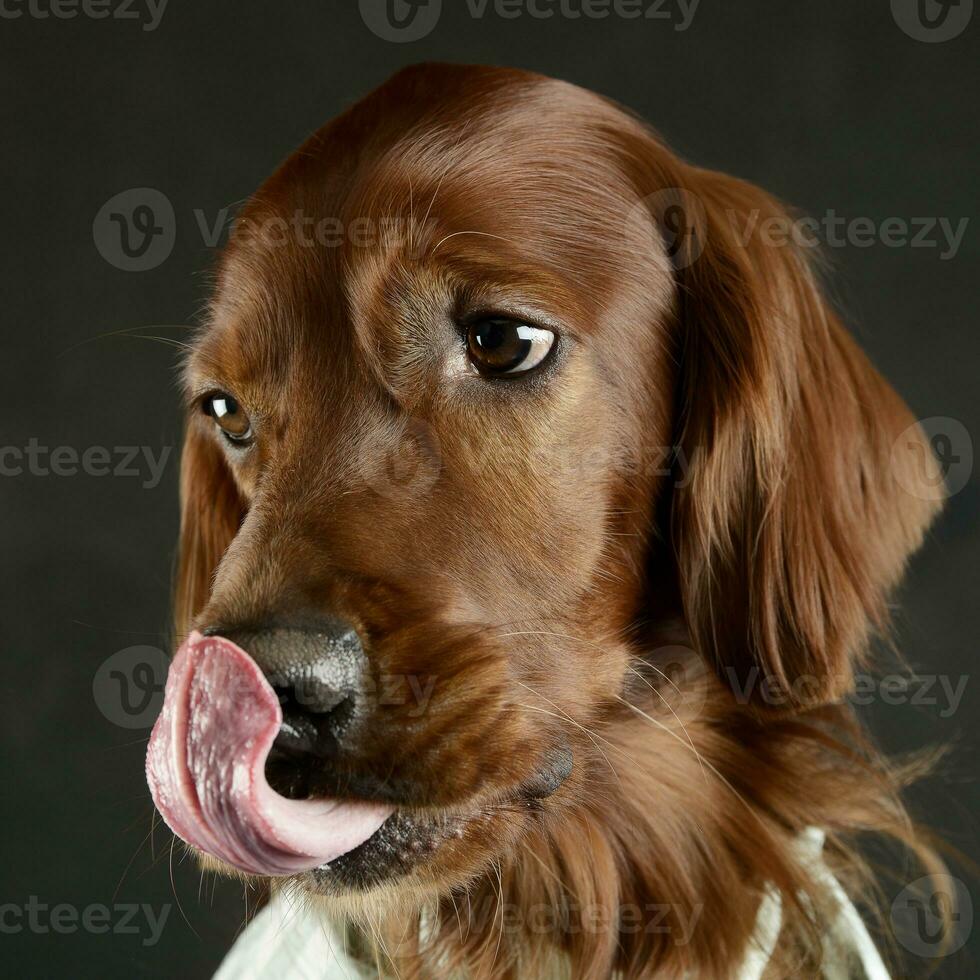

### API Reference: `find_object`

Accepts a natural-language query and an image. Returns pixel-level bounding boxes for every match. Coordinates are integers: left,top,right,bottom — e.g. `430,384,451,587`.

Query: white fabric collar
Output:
215,829,890,980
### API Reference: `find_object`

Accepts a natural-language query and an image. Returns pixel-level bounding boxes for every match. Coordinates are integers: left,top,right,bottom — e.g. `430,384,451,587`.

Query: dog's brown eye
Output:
466,317,555,376
203,392,253,445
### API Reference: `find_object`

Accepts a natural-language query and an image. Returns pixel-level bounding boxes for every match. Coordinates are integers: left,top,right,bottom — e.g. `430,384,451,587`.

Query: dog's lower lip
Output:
306,809,397,869
303,761,572,891
521,744,573,799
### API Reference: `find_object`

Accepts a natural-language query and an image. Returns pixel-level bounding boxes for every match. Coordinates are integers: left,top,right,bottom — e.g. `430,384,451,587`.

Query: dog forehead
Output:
229,64,649,270
192,64,672,407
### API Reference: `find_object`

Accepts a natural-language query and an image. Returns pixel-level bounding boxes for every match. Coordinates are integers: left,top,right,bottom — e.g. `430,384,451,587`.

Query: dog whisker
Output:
168,834,201,939
613,695,770,837
622,662,707,783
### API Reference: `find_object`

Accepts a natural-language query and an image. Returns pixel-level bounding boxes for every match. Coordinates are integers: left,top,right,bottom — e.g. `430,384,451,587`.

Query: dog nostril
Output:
265,683,357,800
271,681,355,759
273,688,321,756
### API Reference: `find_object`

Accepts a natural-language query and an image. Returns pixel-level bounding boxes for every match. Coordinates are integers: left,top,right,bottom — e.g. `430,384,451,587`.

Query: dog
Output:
148,63,949,978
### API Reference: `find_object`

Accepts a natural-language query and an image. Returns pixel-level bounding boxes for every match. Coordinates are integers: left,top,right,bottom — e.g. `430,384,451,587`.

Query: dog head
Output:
164,64,941,911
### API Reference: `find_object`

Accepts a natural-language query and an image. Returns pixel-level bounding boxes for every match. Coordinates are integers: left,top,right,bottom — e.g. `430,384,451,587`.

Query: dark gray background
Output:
1,1,976,976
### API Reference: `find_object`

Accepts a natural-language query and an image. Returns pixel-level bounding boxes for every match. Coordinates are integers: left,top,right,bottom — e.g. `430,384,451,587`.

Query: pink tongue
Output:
146,631,392,876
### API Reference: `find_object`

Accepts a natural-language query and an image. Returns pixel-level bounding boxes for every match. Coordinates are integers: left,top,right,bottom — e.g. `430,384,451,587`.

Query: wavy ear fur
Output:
174,424,244,636
659,166,943,706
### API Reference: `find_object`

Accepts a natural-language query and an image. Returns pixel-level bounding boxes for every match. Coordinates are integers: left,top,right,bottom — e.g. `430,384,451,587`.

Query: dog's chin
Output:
193,804,503,905
299,745,575,895
301,808,472,895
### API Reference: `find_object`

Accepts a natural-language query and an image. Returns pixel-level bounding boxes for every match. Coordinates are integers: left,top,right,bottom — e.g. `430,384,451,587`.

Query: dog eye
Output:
202,392,253,445
466,317,555,377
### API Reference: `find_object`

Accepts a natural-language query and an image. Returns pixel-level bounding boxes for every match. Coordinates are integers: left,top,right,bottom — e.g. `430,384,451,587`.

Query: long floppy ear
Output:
173,424,245,636
662,166,943,707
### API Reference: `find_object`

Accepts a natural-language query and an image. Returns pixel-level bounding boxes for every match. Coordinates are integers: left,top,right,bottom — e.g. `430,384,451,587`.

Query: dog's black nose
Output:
204,619,366,791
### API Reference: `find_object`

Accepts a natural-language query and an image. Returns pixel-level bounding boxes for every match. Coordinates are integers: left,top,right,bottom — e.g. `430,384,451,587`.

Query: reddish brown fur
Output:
173,64,946,977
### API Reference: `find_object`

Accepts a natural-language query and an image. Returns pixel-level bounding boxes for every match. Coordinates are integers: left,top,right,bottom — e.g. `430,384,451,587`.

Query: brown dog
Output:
160,63,947,978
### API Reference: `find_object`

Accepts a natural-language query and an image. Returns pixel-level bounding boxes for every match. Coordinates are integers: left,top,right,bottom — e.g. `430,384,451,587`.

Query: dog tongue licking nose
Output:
146,632,392,876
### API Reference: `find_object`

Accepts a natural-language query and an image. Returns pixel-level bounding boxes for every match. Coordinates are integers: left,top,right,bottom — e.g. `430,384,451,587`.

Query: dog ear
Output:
174,424,245,635
658,167,943,707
